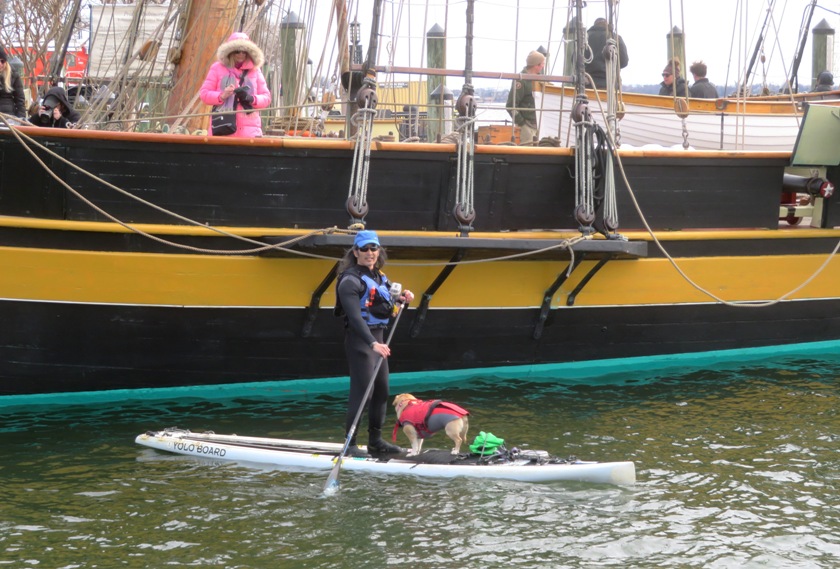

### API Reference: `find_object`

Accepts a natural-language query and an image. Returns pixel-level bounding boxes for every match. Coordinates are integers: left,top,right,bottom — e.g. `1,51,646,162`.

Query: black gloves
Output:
234,85,255,109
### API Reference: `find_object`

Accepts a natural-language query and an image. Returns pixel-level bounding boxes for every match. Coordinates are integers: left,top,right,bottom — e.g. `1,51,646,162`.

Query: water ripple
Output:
1,358,838,567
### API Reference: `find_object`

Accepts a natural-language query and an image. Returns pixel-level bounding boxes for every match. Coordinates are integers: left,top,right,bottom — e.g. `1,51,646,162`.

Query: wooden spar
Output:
573,0,586,95
343,0,384,136
787,0,818,92
349,63,572,84
165,0,238,132
362,0,384,83
333,0,350,78
744,5,774,89
464,0,474,87
48,0,83,91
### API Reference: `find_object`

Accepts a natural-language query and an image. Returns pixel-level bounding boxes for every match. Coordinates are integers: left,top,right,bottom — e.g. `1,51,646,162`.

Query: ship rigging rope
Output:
0,115,348,259
574,109,596,229
601,36,620,230
346,106,378,220
572,80,840,308
666,0,692,149
454,115,477,226
605,134,840,308
0,114,582,267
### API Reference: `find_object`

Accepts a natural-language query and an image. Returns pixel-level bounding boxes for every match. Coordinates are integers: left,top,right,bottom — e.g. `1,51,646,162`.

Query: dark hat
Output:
817,70,834,86
43,94,61,108
0,45,8,61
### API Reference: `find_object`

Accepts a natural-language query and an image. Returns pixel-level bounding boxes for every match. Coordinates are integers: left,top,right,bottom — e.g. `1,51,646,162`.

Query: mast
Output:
572,0,595,234
454,0,477,117
360,0,383,90
165,0,239,132
344,0,384,223
46,0,83,90
786,0,818,93
453,0,478,234
346,0,383,135
743,1,775,91
333,0,351,82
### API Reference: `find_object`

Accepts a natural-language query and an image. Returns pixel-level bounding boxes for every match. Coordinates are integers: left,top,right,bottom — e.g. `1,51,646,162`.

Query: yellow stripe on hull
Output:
1,246,837,308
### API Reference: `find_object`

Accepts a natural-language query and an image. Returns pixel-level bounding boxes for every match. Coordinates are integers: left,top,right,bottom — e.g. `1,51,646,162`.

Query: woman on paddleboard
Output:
334,230,414,457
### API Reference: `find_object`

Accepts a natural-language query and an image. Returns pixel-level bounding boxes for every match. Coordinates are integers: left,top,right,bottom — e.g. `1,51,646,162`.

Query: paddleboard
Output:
136,428,636,485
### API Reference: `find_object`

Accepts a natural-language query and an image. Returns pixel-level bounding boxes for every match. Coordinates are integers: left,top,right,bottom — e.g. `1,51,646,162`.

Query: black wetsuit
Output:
335,265,392,436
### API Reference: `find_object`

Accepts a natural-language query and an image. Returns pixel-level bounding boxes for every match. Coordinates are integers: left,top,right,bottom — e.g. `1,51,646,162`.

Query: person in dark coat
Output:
659,58,689,98
812,71,835,93
689,61,718,99
584,18,629,89
0,45,27,119
29,86,80,128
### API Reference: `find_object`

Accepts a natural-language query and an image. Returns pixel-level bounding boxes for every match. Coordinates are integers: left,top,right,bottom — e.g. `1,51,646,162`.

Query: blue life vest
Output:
335,267,394,327
358,272,394,326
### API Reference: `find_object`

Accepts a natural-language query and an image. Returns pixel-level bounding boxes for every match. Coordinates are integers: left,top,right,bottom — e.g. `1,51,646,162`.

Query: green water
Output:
1,356,838,568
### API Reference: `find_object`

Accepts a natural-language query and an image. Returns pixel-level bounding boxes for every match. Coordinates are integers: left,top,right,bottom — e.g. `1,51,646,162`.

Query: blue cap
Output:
354,230,380,248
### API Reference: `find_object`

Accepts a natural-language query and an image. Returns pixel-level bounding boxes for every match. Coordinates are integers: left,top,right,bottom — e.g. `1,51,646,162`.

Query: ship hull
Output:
1,128,839,396
3,296,839,395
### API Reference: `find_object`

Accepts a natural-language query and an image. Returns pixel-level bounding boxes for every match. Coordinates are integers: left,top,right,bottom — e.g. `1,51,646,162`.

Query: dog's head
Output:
392,393,418,417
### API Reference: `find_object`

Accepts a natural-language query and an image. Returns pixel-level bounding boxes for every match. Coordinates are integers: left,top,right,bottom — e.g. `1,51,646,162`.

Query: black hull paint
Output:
0,130,800,232
2,298,838,395
2,131,839,396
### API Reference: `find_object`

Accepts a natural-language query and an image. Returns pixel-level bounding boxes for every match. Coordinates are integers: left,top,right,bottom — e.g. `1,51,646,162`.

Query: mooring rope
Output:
0,114,348,259
0,112,582,268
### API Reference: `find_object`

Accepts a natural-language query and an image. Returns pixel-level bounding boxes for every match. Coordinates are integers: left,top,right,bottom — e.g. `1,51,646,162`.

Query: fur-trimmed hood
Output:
216,32,264,69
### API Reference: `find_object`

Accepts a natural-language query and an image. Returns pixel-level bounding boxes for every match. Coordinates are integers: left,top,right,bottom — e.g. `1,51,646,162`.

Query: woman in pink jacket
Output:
200,32,271,138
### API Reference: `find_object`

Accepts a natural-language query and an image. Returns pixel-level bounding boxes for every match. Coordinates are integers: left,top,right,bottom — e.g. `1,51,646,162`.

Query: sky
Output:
300,0,839,92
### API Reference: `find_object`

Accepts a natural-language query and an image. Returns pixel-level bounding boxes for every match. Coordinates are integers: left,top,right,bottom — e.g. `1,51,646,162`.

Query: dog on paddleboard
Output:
392,393,469,457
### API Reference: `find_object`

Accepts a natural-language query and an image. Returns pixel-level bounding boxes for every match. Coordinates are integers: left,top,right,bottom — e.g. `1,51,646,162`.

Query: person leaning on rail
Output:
659,58,689,98
812,71,835,93
506,50,545,145
688,60,718,99
28,86,81,128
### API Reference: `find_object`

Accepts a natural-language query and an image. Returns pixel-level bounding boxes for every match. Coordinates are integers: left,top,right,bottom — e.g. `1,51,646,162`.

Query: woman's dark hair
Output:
336,246,388,276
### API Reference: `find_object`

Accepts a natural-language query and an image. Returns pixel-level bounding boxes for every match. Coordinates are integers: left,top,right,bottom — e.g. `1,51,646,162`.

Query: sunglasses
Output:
232,50,246,55
662,72,672,77
357,245,379,252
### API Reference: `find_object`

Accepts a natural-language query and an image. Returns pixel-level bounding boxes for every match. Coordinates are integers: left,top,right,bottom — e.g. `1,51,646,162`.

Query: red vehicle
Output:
8,45,88,88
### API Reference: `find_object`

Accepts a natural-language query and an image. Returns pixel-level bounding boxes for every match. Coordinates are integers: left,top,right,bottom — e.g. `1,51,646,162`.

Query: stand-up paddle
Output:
323,297,409,496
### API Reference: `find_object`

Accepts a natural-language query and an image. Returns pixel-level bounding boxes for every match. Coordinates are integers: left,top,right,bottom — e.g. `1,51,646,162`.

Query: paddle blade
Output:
323,460,342,496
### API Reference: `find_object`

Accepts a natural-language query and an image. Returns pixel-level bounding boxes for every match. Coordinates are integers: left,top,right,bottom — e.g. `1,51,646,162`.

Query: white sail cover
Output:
87,3,177,79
